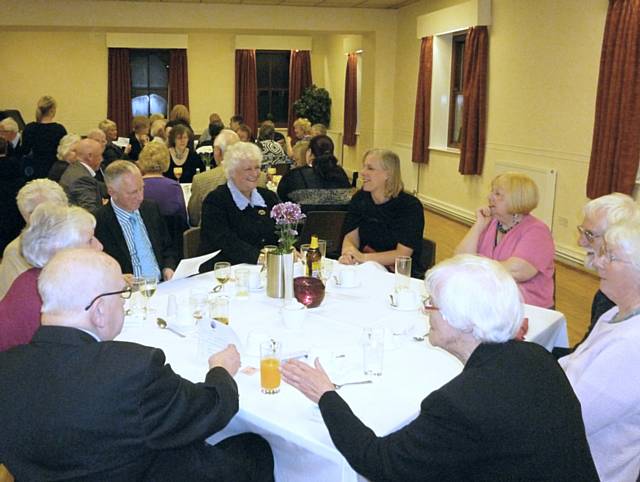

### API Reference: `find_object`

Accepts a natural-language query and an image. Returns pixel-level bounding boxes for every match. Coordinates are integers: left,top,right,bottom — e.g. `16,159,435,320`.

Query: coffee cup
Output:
389,290,418,310
337,268,358,288
281,301,307,330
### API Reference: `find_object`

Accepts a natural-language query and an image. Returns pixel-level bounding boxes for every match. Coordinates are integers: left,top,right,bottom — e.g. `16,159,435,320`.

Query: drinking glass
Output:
210,296,230,326
300,244,311,273
235,268,250,299
260,339,282,394
395,256,412,292
321,258,334,284
317,239,327,259
136,276,157,320
189,289,209,320
214,262,231,292
173,166,183,182
362,327,384,376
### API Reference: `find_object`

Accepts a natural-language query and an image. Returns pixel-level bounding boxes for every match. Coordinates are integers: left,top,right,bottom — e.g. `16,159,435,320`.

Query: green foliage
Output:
293,85,332,127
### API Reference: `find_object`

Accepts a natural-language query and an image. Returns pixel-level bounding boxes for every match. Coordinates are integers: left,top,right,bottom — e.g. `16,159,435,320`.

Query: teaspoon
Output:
156,317,186,338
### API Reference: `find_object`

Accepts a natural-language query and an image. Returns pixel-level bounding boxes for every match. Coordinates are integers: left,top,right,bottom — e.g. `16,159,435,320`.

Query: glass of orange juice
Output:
260,339,282,394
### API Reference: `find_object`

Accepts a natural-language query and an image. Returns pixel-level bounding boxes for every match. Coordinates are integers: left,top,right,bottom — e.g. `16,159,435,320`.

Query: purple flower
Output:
270,202,305,254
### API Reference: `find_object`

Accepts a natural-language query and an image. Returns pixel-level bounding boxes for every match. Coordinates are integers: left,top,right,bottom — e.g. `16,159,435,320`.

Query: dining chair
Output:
416,238,437,278
183,226,201,259
298,211,348,259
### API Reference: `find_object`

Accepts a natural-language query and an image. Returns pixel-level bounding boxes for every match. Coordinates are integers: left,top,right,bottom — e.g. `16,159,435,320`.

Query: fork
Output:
333,380,373,390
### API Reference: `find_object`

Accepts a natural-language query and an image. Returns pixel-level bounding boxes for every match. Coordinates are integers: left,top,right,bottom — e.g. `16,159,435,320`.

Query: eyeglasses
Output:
422,296,440,313
84,287,132,311
596,245,633,266
577,225,603,244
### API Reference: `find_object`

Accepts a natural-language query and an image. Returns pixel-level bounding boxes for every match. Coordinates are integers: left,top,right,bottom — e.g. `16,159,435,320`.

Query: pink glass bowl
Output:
293,277,325,308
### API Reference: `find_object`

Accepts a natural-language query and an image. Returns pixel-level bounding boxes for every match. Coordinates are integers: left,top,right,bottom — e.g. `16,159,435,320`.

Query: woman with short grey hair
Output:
200,142,280,268
0,203,102,352
559,219,640,481
0,179,68,299
282,254,598,481
48,133,81,182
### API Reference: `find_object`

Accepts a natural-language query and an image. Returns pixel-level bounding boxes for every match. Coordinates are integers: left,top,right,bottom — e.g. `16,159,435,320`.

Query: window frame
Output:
130,49,170,117
447,32,466,148
256,49,291,128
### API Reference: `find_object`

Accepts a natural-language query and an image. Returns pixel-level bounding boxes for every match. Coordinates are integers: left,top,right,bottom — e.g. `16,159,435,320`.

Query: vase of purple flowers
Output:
266,202,306,299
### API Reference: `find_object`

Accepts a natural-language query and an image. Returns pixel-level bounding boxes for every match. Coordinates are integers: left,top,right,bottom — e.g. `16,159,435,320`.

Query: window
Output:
448,33,466,148
130,50,169,117
256,50,290,126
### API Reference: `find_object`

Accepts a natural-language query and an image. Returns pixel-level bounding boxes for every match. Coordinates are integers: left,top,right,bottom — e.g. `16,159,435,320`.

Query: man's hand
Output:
209,344,241,376
162,268,174,281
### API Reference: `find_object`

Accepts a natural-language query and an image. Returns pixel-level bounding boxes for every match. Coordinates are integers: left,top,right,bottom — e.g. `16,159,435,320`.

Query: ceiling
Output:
90,0,419,9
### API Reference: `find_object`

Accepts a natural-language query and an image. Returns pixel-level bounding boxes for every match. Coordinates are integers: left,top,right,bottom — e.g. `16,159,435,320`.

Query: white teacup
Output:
337,268,358,288
282,301,307,330
389,290,418,310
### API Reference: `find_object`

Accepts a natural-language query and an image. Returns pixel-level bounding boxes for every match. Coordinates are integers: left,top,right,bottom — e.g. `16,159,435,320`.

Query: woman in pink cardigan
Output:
455,172,555,308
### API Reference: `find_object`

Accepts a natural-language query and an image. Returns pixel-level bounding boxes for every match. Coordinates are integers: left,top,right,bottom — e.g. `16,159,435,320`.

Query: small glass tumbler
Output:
362,327,384,376
260,339,282,394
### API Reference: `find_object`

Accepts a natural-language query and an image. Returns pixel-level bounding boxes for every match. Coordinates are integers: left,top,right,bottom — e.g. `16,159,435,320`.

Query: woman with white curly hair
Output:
282,254,598,481
199,142,280,268
560,219,640,481
0,203,102,351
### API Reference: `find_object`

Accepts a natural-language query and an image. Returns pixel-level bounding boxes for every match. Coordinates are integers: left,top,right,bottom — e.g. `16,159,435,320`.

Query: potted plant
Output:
293,85,332,127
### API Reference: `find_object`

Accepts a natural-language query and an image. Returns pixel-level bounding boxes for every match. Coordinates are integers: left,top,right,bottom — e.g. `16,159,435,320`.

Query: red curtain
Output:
458,26,488,175
235,49,258,134
169,49,190,111
107,48,132,135
343,53,358,147
412,37,433,164
288,50,313,137
587,0,640,198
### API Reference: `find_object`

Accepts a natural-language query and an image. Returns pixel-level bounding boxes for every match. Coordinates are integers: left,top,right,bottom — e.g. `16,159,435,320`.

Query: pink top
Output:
0,268,42,352
477,215,555,308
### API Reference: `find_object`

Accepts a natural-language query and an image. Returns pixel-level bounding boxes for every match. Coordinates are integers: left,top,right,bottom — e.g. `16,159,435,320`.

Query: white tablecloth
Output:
117,262,569,482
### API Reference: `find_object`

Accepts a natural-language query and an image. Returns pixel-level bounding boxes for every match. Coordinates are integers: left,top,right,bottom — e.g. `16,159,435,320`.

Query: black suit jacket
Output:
94,200,178,275
319,341,598,482
0,326,239,481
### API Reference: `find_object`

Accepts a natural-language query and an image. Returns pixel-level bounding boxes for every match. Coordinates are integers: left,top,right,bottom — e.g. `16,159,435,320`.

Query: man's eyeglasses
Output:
84,287,132,311
577,225,603,244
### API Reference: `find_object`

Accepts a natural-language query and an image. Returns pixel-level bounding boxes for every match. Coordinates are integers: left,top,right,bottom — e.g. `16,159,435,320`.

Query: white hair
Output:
20,204,96,268
16,178,68,220
0,117,19,133
583,193,639,229
57,133,81,161
603,220,640,273
40,249,122,315
425,254,524,343
223,141,263,178
213,129,240,156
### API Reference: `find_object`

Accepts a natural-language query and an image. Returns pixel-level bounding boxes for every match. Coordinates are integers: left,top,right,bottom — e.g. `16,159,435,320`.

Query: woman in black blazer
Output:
282,255,598,482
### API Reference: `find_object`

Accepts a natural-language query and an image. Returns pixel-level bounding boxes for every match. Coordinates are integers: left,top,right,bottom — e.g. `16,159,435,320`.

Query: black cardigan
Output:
319,340,598,482
199,184,280,269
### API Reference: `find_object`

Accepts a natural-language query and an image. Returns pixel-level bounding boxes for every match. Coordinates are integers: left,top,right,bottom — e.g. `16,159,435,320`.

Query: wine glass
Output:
173,166,183,182
137,276,157,320
214,262,231,292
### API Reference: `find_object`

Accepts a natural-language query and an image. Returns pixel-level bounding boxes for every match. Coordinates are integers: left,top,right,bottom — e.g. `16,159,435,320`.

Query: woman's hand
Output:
339,247,363,265
474,206,493,230
281,358,335,404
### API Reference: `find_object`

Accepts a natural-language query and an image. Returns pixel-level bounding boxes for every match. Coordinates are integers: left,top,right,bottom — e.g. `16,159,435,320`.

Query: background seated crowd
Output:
0,94,638,480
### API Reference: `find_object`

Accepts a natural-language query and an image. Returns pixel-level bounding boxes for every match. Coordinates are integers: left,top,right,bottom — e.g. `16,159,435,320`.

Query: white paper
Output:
198,319,243,360
171,250,221,281
113,136,129,148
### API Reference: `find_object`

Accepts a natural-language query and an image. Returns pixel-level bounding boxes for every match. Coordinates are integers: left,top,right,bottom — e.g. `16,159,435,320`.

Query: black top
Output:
319,340,598,482
343,190,424,276
277,166,352,213
103,142,128,167
199,184,280,269
127,133,144,161
0,154,26,253
165,149,205,184
21,122,67,179
47,160,69,183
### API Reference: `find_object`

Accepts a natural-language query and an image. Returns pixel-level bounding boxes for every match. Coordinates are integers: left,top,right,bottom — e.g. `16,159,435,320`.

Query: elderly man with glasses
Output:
0,248,274,481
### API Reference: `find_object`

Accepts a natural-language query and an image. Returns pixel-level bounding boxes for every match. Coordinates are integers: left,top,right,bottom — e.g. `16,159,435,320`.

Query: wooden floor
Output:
423,209,600,346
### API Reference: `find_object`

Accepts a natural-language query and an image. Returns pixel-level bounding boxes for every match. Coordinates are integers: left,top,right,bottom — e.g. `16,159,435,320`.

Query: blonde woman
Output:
137,142,187,228
339,149,424,276
454,172,555,308
21,95,67,178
